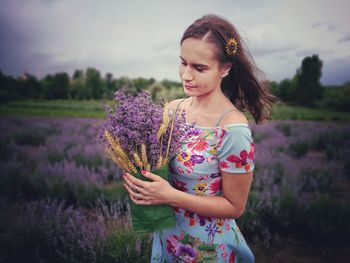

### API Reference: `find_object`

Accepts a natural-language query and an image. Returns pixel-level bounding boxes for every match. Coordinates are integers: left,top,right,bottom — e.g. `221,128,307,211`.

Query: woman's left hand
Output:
123,170,175,205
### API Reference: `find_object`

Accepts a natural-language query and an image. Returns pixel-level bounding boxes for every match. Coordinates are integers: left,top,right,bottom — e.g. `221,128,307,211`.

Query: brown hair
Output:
180,14,277,124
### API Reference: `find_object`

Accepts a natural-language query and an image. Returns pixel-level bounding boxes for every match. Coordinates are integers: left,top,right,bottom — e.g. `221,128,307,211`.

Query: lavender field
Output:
0,116,349,262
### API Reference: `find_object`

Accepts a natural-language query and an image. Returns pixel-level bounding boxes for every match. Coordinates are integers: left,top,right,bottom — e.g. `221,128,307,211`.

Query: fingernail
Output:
141,170,146,175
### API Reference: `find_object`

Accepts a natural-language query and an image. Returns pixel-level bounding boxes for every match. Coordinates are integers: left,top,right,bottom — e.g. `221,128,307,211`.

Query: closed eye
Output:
180,60,206,72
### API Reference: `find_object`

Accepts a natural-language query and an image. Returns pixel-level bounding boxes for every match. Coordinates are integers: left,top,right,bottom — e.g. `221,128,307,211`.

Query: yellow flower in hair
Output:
225,37,238,56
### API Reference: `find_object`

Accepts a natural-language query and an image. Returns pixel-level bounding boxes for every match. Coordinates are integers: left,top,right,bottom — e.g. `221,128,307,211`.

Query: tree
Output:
85,67,105,99
103,72,117,99
18,72,42,99
149,82,168,102
41,72,69,99
278,77,297,102
295,54,323,106
115,76,136,94
134,77,156,91
0,70,19,102
70,69,86,99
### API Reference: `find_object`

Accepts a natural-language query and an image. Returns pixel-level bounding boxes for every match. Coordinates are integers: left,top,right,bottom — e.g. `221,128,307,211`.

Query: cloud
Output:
253,45,296,58
321,56,350,85
295,48,335,58
0,0,349,85
311,21,339,32
337,33,350,43
311,22,325,28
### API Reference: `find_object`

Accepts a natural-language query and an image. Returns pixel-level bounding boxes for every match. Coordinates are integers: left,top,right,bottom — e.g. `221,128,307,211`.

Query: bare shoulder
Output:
168,98,187,111
221,109,249,126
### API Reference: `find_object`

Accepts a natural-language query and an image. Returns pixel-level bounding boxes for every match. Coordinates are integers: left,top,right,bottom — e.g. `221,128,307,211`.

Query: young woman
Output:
123,14,276,262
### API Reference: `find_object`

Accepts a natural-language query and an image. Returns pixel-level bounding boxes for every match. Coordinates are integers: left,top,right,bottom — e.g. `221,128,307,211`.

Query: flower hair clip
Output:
225,37,238,56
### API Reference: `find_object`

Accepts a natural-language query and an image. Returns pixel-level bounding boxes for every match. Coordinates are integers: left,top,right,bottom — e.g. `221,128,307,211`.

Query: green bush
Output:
299,168,336,194
73,154,104,170
276,123,291,136
299,197,350,242
104,230,153,263
12,131,46,146
288,141,309,158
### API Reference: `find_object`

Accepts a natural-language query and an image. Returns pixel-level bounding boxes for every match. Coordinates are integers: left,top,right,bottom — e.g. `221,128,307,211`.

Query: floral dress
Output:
150,110,255,263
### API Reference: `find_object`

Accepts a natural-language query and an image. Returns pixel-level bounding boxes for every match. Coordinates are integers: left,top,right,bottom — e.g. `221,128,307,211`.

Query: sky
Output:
0,0,349,85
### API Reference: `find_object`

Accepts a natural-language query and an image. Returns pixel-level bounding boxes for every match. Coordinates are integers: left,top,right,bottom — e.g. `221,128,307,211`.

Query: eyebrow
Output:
179,56,209,68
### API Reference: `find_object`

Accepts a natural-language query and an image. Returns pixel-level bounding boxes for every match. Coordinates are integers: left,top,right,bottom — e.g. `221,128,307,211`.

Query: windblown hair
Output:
180,14,277,124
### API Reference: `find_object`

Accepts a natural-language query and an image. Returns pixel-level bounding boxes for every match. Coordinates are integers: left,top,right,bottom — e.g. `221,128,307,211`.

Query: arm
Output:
169,171,253,218
123,169,253,219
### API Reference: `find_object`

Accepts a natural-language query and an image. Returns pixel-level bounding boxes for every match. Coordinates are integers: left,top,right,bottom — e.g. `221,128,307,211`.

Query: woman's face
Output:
179,37,230,97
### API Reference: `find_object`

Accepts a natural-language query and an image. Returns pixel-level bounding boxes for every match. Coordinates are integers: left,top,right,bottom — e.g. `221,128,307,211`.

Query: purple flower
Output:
180,152,189,159
206,222,219,243
190,154,205,165
174,243,197,258
103,90,192,170
186,128,201,137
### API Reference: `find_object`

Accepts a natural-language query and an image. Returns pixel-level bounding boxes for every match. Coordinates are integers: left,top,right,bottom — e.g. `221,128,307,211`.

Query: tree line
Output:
270,54,349,111
0,55,349,111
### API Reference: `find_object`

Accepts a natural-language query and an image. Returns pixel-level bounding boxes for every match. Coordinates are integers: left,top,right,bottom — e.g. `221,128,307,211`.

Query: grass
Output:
271,101,350,121
0,99,113,118
0,99,350,121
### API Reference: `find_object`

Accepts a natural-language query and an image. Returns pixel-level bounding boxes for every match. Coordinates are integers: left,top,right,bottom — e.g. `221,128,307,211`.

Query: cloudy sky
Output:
0,0,349,85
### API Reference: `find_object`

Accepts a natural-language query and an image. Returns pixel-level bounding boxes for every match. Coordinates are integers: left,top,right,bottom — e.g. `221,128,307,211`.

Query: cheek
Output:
178,67,183,78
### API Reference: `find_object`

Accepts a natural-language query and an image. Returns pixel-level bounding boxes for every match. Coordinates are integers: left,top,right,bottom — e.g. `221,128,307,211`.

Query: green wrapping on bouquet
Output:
129,165,175,233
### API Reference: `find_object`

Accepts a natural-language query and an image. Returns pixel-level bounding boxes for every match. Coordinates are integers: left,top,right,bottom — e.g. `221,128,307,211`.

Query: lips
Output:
184,84,197,89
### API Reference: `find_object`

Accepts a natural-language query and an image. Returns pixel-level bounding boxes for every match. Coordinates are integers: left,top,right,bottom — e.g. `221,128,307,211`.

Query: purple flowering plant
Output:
102,90,192,232
103,90,190,173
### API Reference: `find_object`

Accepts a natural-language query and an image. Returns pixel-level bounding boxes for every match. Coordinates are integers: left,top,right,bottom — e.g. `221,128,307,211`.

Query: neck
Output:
189,88,230,112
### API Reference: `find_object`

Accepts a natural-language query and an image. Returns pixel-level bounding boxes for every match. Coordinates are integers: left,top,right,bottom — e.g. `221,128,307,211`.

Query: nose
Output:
180,66,194,82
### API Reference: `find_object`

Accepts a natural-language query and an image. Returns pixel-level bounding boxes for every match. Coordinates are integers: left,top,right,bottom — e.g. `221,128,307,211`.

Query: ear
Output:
220,62,232,77
221,63,232,75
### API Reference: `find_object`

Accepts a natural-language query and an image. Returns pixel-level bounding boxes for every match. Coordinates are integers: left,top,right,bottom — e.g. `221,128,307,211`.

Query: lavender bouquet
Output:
103,90,189,232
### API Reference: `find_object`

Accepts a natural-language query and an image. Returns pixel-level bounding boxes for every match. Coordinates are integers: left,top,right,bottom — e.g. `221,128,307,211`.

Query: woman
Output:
123,14,276,262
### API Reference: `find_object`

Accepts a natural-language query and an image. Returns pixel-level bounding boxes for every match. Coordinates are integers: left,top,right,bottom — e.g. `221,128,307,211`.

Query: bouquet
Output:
103,90,190,232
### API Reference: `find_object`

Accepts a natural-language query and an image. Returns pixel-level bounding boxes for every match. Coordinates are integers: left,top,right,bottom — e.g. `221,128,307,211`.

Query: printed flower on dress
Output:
209,178,222,195
206,222,219,243
193,182,208,195
167,235,180,255
177,151,191,162
188,137,209,152
174,244,197,261
172,178,188,192
166,232,218,262
198,175,209,181
224,143,255,172
190,154,205,165
183,210,212,226
229,250,236,263
219,161,230,170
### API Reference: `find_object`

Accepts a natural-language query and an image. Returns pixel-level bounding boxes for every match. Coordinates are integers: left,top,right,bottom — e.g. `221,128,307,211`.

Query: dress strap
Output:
215,108,240,126
174,98,187,115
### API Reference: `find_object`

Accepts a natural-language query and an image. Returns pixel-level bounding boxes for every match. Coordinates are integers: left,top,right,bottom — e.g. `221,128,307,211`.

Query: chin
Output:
183,86,200,96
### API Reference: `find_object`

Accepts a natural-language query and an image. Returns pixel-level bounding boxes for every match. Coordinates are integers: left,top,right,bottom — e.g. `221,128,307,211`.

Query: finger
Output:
123,174,144,191
123,176,137,193
124,184,153,205
124,183,136,197
124,177,148,196
128,189,150,205
125,173,150,188
124,183,149,201
141,170,162,182
124,183,141,199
